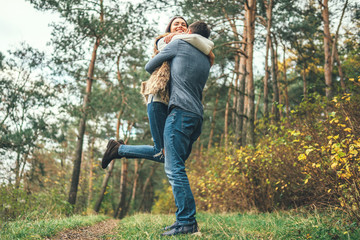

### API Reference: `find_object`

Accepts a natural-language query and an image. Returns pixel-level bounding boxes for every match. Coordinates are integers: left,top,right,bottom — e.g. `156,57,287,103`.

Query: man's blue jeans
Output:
164,107,202,225
118,101,167,163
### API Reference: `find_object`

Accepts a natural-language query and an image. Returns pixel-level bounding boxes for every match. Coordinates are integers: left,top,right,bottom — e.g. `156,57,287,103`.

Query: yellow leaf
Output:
298,154,307,161
350,150,358,156
306,149,314,156
344,128,352,133
304,179,309,184
331,162,338,169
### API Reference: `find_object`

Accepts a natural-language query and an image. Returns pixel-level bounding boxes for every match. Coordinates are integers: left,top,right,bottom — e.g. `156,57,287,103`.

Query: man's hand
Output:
208,51,215,66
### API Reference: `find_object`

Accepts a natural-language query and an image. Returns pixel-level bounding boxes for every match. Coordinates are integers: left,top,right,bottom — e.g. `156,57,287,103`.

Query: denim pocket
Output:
180,113,200,137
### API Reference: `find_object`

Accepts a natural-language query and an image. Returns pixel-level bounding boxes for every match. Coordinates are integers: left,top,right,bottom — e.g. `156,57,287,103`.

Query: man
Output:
145,21,211,236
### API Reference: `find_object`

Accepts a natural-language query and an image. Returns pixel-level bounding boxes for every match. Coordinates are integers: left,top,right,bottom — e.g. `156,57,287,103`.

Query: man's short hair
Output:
189,21,210,39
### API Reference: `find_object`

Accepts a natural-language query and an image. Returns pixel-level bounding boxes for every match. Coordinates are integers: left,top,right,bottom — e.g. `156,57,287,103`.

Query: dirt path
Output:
49,219,120,240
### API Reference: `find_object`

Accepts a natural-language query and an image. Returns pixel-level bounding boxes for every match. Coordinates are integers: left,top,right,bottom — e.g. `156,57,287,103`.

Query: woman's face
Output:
170,18,187,33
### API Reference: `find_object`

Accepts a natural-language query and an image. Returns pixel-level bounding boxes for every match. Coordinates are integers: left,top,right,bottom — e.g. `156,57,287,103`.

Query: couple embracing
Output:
101,16,214,236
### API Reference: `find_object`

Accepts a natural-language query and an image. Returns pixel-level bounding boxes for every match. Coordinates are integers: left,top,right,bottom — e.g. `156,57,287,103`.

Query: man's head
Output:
188,21,210,38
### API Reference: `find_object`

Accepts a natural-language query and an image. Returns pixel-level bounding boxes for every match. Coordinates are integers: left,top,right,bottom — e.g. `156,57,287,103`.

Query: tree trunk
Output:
223,9,242,146
270,37,280,122
139,163,158,211
335,49,345,90
87,137,95,207
114,159,128,218
129,159,145,206
283,44,290,117
238,19,247,146
68,37,100,205
94,160,115,213
303,64,307,99
320,0,332,99
245,0,256,146
331,0,348,91
15,152,21,188
275,42,282,119
255,93,261,121
87,138,95,207
208,92,219,151
224,86,232,150
233,55,240,144
114,122,134,218
263,0,272,119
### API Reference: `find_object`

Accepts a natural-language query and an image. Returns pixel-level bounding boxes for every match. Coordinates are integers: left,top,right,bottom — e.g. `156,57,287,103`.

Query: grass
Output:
0,214,108,240
1,210,359,239
107,209,360,239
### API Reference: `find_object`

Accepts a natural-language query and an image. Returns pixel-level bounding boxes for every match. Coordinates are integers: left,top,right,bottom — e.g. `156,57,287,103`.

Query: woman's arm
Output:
145,40,179,73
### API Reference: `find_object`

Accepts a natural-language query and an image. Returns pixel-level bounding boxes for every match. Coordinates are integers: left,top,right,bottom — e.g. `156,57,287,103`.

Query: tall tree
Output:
319,0,332,98
245,0,257,146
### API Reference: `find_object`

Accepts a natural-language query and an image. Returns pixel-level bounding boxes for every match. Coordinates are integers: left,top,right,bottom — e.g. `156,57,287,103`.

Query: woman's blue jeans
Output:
118,101,167,163
163,107,202,225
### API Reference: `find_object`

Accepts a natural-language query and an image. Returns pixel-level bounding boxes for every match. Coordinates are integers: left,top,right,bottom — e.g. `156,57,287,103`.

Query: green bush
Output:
0,184,73,222
153,93,360,222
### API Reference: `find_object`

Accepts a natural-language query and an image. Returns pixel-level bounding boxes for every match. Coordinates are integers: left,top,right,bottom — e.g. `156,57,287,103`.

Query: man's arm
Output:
145,40,179,73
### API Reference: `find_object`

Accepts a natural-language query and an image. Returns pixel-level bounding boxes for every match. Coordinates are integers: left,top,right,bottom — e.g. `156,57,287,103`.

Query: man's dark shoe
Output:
101,139,124,169
163,221,180,231
161,222,198,236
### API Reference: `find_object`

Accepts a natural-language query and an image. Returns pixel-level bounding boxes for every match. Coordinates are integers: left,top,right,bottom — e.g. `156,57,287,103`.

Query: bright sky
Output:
0,0,264,74
0,0,59,53
0,0,170,55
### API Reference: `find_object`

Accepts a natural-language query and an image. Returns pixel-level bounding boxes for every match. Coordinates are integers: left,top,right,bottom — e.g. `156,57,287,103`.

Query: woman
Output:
102,16,214,168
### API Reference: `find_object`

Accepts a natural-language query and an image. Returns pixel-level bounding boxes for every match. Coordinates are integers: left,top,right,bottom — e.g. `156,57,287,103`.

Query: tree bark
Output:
15,152,21,188
331,0,348,91
320,0,332,99
270,37,280,122
114,122,134,218
114,158,128,218
208,92,219,151
129,159,145,206
68,0,104,205
303,64,307,99
94,161,114,212
224,86,232,150
263,0,272,119
87,137,95,207
254,92,261,121
223,9,242,146
245,0,256,146
238,19,247,147
139,163,158,211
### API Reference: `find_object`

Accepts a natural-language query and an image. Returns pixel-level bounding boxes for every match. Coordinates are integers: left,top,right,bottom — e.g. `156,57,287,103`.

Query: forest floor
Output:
2,211,360,239
49,219,119,240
